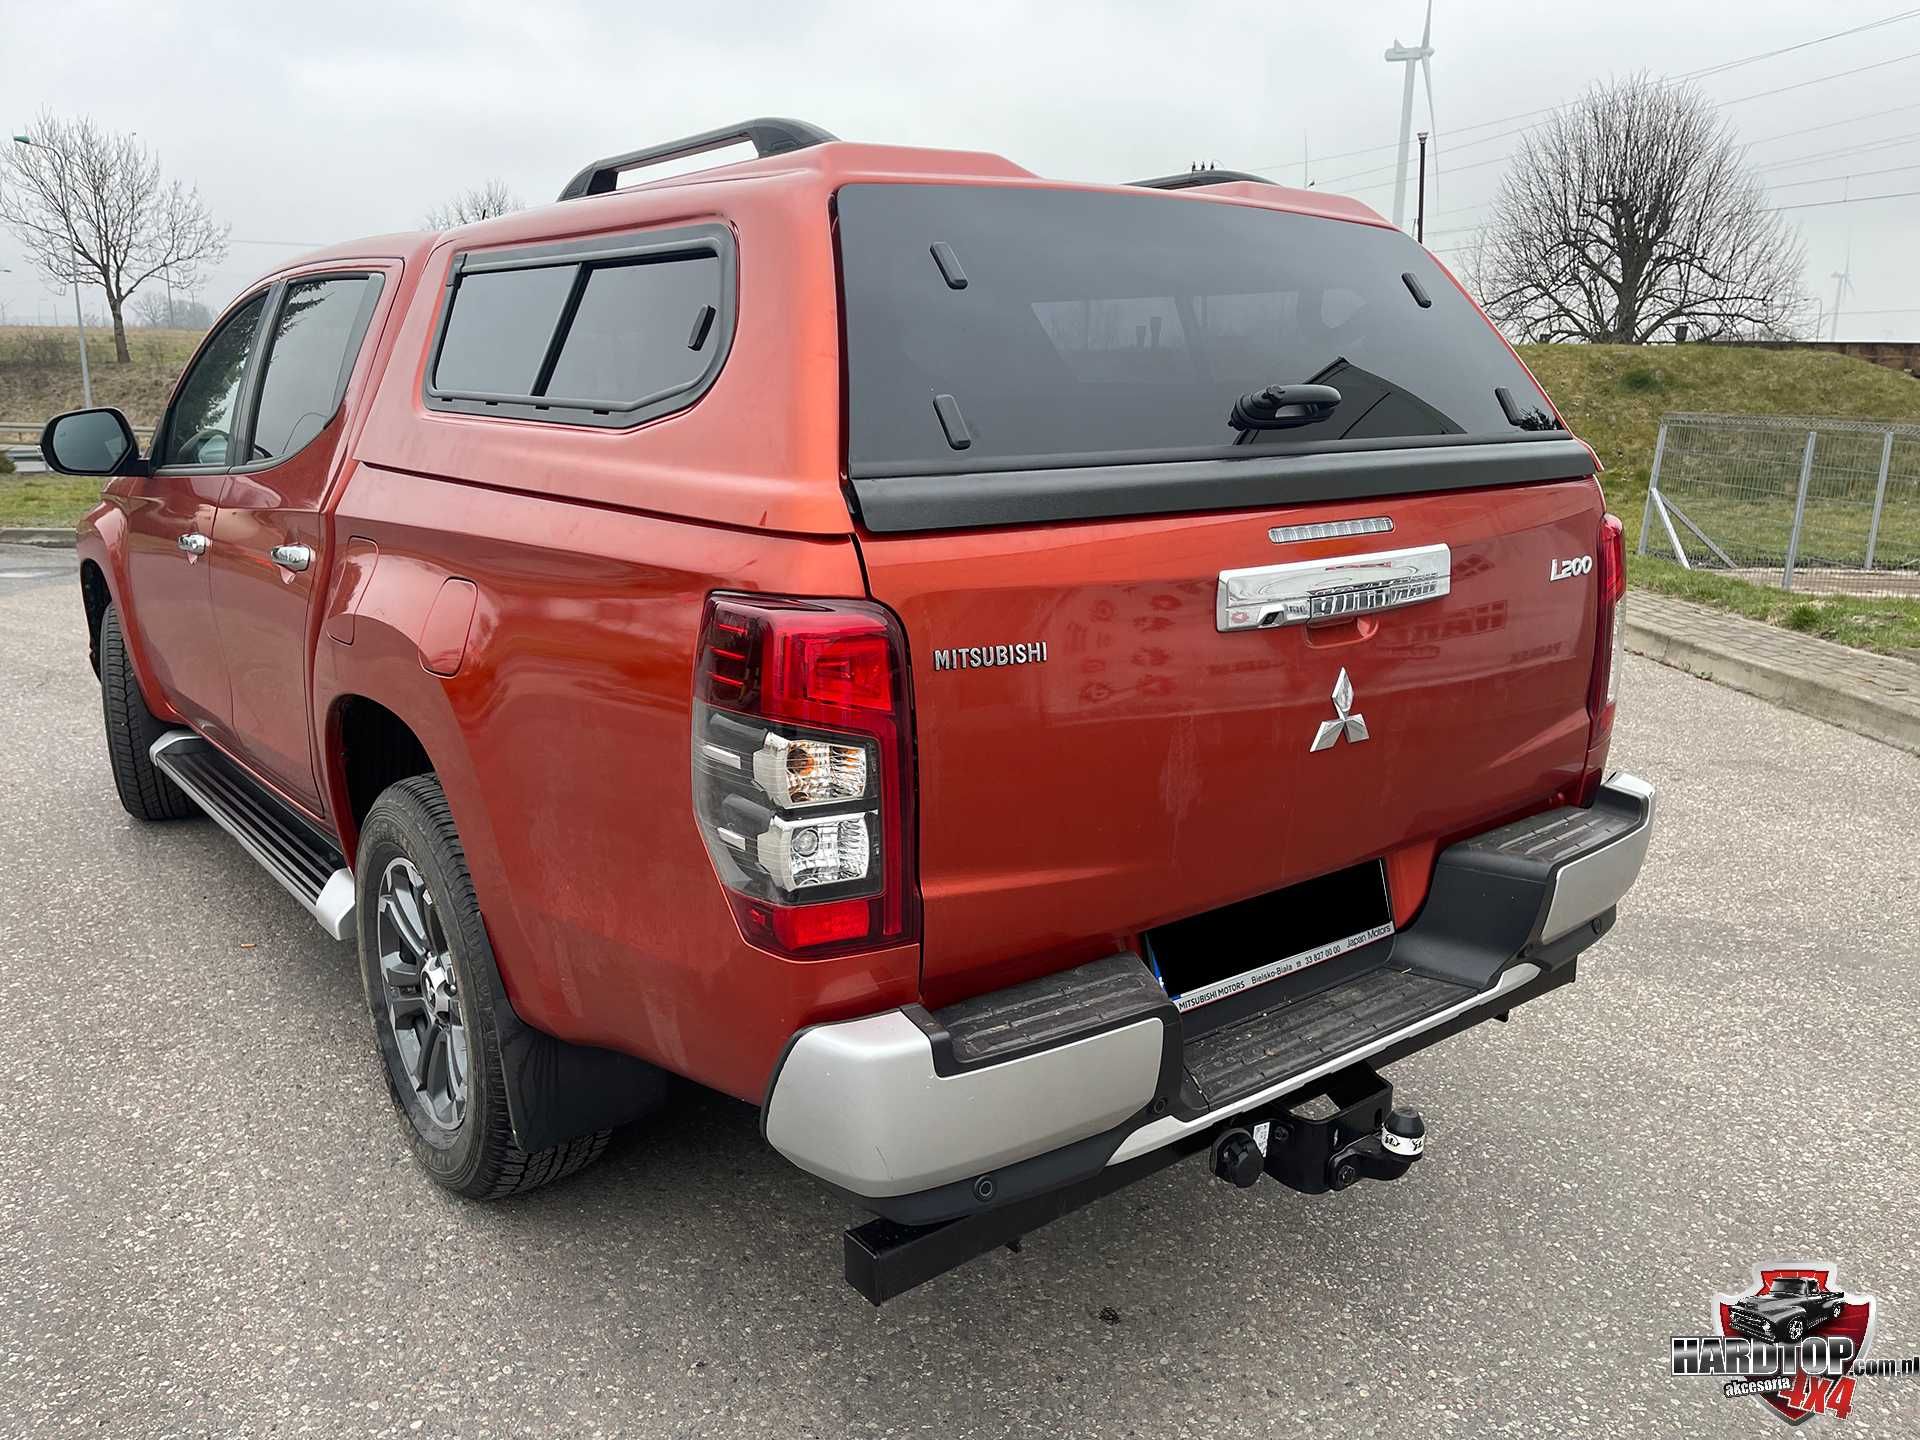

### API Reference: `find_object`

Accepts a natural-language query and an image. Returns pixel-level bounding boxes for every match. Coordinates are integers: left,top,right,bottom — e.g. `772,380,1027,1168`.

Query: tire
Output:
1784,1317,1806,1343
356,774,610,1199
98,603,197,822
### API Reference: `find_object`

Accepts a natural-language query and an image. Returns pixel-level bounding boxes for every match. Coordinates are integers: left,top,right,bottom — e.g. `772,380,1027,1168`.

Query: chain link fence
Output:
1639,413,1920,597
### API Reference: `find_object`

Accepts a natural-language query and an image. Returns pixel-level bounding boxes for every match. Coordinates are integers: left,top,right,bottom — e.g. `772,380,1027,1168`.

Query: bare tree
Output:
424,180,522,229
1468,76,1808,344
130,289,213,329
0,111,229,364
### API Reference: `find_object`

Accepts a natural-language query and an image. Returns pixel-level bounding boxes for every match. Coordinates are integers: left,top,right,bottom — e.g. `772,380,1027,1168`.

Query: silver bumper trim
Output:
764,1010,1163,1198
1540,772,1656,943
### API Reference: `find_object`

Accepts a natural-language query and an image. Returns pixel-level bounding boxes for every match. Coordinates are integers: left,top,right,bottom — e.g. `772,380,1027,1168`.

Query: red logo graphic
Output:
1715,1264,1878,1424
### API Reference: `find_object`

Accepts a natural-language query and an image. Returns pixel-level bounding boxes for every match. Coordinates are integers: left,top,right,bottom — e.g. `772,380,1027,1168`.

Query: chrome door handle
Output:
270,544,313,572
177,531,209,556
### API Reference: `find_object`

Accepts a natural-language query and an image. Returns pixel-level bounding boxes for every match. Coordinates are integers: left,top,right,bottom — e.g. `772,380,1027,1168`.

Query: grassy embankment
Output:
1519,344,1920,654
0,325,203,526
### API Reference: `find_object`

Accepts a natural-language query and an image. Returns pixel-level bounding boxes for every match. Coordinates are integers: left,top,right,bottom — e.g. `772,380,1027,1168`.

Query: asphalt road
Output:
3,540,1917,1438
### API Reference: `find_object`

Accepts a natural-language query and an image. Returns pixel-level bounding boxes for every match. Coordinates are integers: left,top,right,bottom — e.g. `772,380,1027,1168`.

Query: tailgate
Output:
833,178,1604,999
859,480,1604,999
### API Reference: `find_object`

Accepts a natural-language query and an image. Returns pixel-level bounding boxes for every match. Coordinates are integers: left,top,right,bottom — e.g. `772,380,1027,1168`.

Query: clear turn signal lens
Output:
751,732,869,807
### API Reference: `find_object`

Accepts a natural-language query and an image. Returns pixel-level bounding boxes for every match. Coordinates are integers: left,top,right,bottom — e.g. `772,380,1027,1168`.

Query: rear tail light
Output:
1587,512,1627,744
692,594,918,957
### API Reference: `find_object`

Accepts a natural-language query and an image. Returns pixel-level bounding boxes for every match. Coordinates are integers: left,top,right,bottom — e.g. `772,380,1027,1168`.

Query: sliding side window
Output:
425,223,733,429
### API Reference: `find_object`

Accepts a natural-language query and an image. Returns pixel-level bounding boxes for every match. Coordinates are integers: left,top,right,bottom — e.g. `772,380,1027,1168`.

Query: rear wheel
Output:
98,603,196,822
356,774,609,1198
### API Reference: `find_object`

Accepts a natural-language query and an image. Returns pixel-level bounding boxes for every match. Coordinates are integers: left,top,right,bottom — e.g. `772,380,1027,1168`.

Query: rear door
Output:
834,183,1605,1000
206,269,389,812
125,289,271,741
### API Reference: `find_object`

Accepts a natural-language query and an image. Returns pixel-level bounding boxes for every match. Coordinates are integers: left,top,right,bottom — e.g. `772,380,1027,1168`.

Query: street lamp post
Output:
11,133,93,408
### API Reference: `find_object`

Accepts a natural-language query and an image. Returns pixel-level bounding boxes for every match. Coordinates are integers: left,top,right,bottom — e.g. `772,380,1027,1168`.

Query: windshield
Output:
836,183,1556,474
1768,1278,1815,1296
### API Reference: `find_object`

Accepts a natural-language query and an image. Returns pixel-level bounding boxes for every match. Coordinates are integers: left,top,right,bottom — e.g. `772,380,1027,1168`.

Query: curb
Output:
0,528,77,548
1625,616,1920,758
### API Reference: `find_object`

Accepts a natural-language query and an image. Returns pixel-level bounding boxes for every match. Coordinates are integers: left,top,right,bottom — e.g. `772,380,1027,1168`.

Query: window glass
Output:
156,293,267,467
543,255,719,404
250,276,378,461
836,184,1557,471
432,264,575,396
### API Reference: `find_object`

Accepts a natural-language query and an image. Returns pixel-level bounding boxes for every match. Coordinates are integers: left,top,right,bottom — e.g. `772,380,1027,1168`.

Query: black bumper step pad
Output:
1453,800,1645,868
1182,966,1470,1110
927,952,1175,1071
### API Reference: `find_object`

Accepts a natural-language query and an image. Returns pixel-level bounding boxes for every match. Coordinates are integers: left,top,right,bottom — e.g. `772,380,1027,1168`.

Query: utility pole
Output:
11,132,93,408
1415,132,1428,243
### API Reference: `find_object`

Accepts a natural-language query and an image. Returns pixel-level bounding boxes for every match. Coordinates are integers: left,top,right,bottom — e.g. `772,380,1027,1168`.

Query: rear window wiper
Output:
1495,385,1560,432
1228,383,1342,432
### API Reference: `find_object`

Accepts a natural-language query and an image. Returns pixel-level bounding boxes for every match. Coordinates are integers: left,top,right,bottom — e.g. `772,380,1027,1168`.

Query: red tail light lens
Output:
1587,512,1627,742
692,594,918,957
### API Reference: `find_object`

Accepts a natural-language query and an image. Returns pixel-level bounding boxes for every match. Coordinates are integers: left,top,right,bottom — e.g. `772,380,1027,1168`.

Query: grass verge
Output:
1629,555,1920,655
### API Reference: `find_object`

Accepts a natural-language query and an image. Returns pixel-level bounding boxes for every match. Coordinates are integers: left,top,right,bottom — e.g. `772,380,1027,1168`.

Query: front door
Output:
207,271,388,813
125,290,270,742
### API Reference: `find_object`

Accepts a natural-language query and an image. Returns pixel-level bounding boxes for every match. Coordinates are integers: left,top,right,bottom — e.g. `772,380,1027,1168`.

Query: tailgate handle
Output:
1217,543,1452,632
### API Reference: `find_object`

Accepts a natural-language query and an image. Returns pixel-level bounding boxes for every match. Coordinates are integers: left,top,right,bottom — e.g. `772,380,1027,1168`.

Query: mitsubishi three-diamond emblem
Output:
1310,668,1371,752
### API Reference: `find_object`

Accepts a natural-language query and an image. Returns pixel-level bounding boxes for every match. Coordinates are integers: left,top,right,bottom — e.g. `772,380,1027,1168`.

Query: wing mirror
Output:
40,407,147,477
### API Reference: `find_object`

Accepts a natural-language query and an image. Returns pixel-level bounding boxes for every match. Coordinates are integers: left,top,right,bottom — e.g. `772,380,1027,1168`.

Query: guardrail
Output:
1,418,156,442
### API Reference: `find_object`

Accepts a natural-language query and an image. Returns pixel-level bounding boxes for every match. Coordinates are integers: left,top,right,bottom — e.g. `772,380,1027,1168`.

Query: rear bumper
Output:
763,771,1655,1221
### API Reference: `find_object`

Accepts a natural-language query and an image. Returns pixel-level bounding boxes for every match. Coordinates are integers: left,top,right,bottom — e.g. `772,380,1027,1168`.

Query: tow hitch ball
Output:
1210,1063,1426,1195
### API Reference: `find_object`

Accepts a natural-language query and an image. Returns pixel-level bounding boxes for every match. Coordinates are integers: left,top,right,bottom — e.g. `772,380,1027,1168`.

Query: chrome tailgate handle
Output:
1217,543,1451,631
270,544,313,572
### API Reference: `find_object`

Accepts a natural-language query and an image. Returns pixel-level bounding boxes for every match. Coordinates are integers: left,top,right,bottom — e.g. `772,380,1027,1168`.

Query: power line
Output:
1424,180,1920,254
1312,49,1920,191
1244,8,1920,176
1404,112,1920,232
1771,186,1920,211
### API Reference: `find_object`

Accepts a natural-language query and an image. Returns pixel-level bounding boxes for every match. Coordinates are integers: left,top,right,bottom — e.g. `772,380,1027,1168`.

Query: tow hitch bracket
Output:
1256,1063,1425,1195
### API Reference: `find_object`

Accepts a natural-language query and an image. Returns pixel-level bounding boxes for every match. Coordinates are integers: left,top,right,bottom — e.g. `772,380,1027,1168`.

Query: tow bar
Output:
843,1062,1428,1303
1214,1062,1425,1194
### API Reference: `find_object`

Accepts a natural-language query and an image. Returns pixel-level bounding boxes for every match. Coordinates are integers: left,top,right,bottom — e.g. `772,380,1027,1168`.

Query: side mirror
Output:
40,407,144,477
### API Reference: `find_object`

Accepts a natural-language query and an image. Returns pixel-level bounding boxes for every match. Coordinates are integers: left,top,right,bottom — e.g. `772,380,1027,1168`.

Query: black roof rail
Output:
557,118,838,201
1131,168,1275,192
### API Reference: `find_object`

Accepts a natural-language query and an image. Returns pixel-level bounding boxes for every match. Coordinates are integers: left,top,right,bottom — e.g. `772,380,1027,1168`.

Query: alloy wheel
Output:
375,856,470,1132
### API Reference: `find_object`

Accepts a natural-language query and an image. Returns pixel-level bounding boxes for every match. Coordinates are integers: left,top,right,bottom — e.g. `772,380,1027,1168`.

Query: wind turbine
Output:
1385,0,1437,233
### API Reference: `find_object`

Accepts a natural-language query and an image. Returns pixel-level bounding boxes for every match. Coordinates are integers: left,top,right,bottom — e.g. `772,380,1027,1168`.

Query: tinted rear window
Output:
837,184,1555,473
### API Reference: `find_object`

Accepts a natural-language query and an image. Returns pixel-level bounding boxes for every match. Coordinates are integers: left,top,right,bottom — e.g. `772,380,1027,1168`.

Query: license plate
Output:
1145,859,1394,1012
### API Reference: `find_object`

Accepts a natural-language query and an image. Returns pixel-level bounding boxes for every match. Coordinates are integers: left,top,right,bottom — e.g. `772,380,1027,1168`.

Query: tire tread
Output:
368,775,612,1200
99,604,196,822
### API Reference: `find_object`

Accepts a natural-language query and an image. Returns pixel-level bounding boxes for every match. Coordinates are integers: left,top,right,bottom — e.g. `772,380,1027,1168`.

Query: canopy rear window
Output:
836,184,1556,474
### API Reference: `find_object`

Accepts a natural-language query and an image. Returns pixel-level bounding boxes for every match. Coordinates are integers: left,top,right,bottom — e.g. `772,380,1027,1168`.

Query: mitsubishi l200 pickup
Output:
45,119,1654,1302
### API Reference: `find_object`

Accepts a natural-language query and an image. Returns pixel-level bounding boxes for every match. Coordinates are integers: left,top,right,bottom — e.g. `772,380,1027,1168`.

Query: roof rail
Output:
557,118,839,201
1131,168,1275,192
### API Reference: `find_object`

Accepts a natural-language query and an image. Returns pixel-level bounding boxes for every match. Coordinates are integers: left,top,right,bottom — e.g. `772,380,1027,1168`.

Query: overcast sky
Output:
3,0,1917,340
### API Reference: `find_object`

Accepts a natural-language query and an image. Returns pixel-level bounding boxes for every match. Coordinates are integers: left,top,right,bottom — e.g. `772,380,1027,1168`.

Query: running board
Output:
150,730,355,941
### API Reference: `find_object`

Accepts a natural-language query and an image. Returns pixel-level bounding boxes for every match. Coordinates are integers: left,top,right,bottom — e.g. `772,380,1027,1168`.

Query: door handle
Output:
177,531,210,556
270,544,313,572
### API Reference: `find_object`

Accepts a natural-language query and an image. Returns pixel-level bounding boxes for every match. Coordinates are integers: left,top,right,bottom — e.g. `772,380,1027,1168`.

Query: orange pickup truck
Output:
46,119,1653,1301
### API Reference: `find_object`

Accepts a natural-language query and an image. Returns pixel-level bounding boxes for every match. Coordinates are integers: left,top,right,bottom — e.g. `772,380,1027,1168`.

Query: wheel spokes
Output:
375,856,469,1132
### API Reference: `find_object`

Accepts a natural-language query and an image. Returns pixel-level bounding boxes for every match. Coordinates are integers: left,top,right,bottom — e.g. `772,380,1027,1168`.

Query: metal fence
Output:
1640,413,1920,597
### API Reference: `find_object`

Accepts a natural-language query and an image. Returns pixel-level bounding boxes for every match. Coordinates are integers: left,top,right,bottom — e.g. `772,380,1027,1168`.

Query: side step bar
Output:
150,730,355,941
